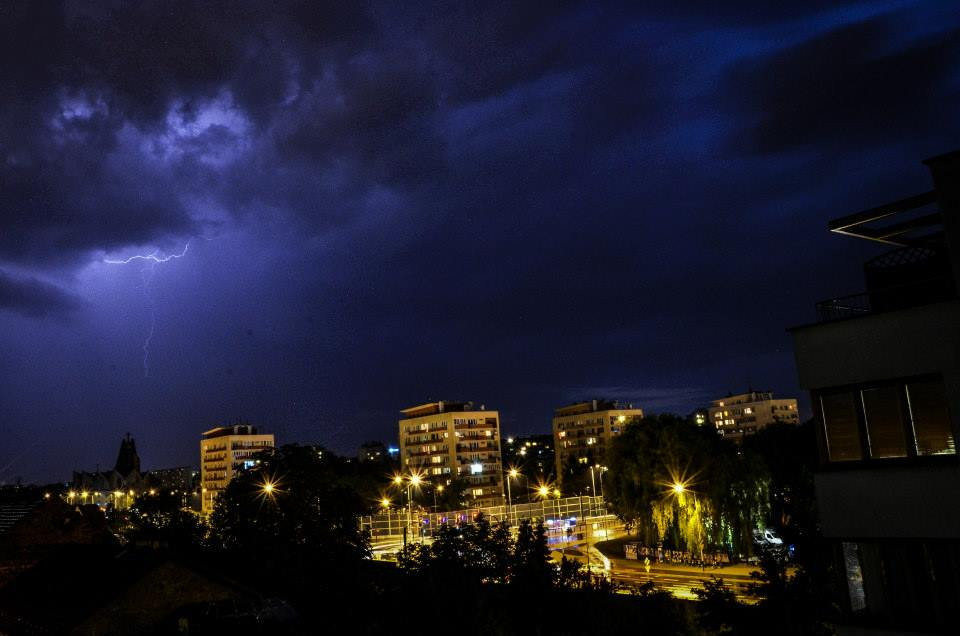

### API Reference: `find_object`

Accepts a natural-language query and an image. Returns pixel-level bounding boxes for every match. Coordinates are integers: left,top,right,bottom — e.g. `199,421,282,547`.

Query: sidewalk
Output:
607,555,758,579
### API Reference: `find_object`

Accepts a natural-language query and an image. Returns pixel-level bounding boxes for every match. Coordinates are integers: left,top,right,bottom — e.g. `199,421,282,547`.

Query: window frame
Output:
814,373,957,468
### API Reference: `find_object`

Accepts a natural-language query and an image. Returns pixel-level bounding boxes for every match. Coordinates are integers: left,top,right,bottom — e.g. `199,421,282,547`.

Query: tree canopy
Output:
605,414,770,556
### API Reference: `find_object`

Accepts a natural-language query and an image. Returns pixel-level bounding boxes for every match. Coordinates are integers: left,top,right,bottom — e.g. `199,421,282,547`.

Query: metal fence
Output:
362,495,613,543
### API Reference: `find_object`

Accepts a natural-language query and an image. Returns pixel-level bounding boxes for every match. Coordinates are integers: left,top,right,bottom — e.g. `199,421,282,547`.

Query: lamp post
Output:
393,472,424,544
434,484,444,513
506,468,519,524
380,497,392,537
537,484,551,525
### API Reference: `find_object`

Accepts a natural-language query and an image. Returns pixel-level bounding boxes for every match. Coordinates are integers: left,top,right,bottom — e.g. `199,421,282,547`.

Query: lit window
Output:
472,489,484,496
744,407,753,415
578,457,588,464
861,386,908,458
821,392,862,462
470,463,483,474
907,379,955,456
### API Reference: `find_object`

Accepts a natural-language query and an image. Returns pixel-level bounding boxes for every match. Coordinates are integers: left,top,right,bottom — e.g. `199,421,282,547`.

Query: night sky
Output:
2,1,959,484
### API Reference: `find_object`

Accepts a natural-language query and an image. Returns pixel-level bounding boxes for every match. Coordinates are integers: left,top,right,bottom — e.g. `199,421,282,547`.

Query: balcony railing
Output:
815,276,956,322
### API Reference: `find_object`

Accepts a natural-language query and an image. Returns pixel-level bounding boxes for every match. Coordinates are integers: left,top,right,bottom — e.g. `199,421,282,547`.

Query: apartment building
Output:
200,424,275,514
552,400,643,480
789,151,960,630
398,401,504,506
708,391,799,441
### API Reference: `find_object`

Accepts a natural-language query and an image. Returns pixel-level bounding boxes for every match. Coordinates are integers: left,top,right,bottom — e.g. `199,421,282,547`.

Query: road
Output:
374,537,758,602
553,546,758,602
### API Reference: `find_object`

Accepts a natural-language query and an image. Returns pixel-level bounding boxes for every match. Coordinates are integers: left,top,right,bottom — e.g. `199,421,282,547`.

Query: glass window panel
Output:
860,386,908,458
821,392,862,462
907,380,956,456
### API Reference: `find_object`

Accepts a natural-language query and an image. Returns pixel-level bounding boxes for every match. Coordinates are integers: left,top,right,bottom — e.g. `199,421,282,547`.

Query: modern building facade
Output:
789,151,960,630
398,401,503,506
708,391,799,441
200,424,274,514
552,400,643,480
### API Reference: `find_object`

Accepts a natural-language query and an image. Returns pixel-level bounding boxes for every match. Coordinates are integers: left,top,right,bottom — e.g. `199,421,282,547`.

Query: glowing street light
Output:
390,471,426,544
380,497,391,509
671,482,686,495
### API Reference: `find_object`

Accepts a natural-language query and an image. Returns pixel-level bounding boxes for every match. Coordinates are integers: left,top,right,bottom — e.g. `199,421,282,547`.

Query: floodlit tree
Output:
606,414,771,556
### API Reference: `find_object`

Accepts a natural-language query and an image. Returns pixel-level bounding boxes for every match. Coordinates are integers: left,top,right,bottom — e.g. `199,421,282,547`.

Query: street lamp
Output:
432,484,444,512
535,483,553,529
506,467,520,523
391,471,426,544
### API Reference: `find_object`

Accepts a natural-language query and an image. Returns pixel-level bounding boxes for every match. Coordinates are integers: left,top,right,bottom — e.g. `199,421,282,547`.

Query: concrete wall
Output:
792,299,960,540
791,299,960,416
815,463,960,538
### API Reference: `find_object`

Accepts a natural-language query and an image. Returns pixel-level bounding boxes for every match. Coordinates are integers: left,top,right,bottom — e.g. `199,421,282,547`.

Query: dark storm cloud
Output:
729,14,960,153
0,270,81,317
3,0,960,481
0,0,377,265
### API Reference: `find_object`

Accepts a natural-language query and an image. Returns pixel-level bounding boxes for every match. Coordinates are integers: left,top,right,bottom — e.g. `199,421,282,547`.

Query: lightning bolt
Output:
104,239,193,377
104,239,191,264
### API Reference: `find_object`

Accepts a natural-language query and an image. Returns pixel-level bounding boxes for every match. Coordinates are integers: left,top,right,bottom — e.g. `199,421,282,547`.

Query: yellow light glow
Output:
128,490,134,496
672,482,685,494
553,488,561,498
618,415,626,423
81,491,88,498
380,497,391,508
150,489,157,495
437,485,444,493
537,485,550,497
393,475,404,485
44,493,51,499
508,468,519,478
114,490,122,497
262,481,275,494
409,474,422,487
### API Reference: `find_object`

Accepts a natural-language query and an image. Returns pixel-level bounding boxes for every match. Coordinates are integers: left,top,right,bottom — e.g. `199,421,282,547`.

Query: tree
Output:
511,519,554,590
208,444,371,602
606,414,771,557
397,513,514,584
742,420,819,552
693,577,742,634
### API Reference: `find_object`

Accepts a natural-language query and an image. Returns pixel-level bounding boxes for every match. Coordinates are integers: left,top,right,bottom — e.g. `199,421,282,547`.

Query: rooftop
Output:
201,424,267,439
399,400,491,418
553,399,639,416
